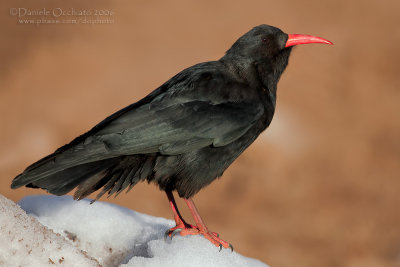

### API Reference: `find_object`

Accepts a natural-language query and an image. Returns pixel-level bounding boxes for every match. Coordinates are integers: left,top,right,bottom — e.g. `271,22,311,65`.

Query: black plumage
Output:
11,25,329,203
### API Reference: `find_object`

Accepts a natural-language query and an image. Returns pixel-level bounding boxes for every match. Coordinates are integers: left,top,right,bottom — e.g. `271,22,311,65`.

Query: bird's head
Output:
222,24,332,87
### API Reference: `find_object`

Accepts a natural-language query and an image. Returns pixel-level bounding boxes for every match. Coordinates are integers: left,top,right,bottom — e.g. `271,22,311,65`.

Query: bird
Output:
11,24,332,250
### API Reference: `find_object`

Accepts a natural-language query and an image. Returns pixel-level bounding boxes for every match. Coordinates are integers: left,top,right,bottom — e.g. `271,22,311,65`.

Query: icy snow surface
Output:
0,194,99,266
0,194,269,267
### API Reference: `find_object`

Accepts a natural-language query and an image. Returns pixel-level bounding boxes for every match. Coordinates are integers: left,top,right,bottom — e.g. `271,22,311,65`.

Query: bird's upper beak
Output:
285,34,333,48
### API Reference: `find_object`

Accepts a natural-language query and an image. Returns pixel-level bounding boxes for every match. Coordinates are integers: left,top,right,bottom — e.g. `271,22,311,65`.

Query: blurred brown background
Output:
1,0,399,266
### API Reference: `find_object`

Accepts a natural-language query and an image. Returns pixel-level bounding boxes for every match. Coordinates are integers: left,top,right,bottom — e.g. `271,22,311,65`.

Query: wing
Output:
94,99,262,154
12,62,264,186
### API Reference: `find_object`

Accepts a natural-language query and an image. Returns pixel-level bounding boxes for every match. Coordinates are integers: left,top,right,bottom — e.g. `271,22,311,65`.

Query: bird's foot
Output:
165,224,233,251
164,222,197,240
198,230,233,251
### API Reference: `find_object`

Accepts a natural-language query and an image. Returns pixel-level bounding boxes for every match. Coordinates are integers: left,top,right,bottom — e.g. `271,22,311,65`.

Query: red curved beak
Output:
285,34,333,48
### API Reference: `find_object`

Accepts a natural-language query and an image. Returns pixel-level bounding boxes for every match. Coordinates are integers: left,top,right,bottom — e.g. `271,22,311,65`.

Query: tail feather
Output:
13,154,157,203
115,167,138,197
24,158,118,196
97,171,123,199
72,170,109,200
108,168,132,196
11,140,112,189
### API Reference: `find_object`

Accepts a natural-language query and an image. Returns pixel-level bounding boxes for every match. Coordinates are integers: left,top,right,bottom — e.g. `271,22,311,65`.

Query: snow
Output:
0,194,99,266
0,194,269,267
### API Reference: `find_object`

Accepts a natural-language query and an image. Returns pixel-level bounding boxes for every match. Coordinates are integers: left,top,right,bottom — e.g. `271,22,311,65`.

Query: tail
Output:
11,154,156,202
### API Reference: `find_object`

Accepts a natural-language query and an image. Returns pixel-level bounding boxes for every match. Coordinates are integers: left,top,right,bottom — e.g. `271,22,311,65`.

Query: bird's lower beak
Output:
285,34,333,48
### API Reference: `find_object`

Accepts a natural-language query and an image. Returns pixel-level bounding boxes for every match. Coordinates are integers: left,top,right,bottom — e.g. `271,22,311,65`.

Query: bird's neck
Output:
220,54,286,108
220,55,262,87
257,49,292,108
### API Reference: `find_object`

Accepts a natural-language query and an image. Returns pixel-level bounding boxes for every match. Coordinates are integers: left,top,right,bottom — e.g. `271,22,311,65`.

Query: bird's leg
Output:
164,192,232,251
164,191,197,239
184,198,232,250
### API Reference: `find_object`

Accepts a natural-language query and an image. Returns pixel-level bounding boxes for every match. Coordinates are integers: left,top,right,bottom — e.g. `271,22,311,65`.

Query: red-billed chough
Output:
11,24,332,250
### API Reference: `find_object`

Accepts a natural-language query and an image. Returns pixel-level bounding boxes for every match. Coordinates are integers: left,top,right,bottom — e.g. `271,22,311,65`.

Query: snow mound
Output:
0,194,99,266
1,194,269,266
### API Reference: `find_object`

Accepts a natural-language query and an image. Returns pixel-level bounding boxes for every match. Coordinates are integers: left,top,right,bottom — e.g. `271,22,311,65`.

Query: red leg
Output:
184,198,232,250
164,191,197,239
167,190,187,226
164,191,232,251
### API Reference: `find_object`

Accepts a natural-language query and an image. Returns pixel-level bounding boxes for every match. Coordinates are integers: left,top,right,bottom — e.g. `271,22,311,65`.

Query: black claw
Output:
164,230,171,241
219,244,222,252
171,228,182,239
229,244,234,252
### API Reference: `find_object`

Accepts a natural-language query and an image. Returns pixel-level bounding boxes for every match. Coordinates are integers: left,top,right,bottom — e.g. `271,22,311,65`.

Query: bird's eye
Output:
262,38,268,43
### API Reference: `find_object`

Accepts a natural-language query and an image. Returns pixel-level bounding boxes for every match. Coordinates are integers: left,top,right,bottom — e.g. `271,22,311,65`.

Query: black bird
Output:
11,24,332,249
